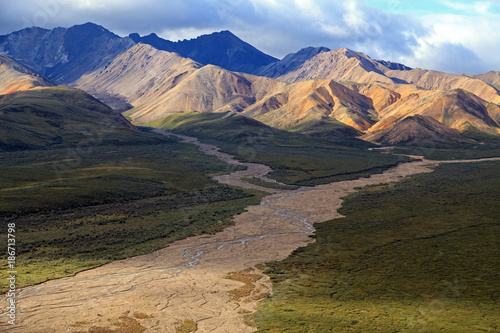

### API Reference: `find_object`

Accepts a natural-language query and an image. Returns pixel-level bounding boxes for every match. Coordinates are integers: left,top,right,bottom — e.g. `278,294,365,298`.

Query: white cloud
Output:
400,12,500,73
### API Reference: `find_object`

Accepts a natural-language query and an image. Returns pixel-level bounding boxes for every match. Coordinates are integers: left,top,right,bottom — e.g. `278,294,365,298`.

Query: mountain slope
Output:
0,86,167,151
245,79,377,131
129,30,278,74
270,48,500,138
365,88,500,137
276,48,398,84
0,54,53,94
76,43,281,123
475,71,500,89
385,68,500,105
75,43,203,108
144,111,314,145
362,115,474,147
275,47,500,107
0,23,134,84
76,44,377,135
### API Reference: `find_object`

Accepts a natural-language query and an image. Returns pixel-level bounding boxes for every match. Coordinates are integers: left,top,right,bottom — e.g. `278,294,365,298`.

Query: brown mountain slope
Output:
76,44,376,132
76,44,283,123
475,71,500,89
276,48,500,108
74,43,202,107
245,79,377,131
367,89,500,135
75,43,500,140
128,64,282,123
362,115,474,146
384,68,500,105
277,48,395,84
0,54,53,94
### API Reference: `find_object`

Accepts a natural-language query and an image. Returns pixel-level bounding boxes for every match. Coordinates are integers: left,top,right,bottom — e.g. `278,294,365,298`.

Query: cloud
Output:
0,0,497,74
401,12,500,74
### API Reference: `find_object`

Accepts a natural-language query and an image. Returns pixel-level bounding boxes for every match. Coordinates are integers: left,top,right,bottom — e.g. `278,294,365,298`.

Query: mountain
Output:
384,68,500,105
75,42,500,139
266,47,500,137
3,23,498,146
128,30,278,74
362,115,475,147
75,43,202,110
245,79,377,131
254,46,330,78
276,48,398,84
0,23,278,83
75,44,377,136
364,88,500,135
0,54,53,94
273,47,500,105
76,43,282,123
75,43,276,122
0,23,134,84
0,86,167,151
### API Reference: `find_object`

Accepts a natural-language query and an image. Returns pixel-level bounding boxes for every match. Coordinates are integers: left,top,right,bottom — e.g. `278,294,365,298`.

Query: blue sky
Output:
0,0,499,74
367,0,500,16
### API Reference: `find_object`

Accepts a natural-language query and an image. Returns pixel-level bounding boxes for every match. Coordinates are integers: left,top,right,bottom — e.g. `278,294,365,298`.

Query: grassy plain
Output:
255,161,500,332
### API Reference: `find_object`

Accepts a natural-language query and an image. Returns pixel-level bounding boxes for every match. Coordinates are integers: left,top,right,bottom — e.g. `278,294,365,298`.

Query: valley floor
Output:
4,133,493,332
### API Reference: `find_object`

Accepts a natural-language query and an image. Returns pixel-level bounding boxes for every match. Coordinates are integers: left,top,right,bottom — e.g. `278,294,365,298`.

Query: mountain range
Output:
0,22,499,149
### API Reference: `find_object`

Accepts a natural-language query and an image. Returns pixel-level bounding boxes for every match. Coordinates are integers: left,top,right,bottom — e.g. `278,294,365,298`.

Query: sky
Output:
0,0,499,74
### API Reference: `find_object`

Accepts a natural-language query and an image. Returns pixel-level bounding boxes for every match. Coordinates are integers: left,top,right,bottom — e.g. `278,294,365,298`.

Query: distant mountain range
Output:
0,22,499,148
0,23,276,83
128,30,278,74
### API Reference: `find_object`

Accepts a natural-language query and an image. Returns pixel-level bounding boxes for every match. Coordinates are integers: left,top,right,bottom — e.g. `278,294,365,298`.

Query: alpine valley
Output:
0,22,499,333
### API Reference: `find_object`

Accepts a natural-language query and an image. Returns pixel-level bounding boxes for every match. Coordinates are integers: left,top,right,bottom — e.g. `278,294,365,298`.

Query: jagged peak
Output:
376,59,412,71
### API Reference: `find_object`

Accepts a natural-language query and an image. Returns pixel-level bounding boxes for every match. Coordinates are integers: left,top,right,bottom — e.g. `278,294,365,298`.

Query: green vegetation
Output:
175,319,198,333
226,268,264,300
227,145,409,186
392,145,500,160
0,86,167,151
76,311,148,332
275,115,362,141
143,111,410,186
142,111,349,146
255,161,500,332
0,142,264,292
390,127,500,160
